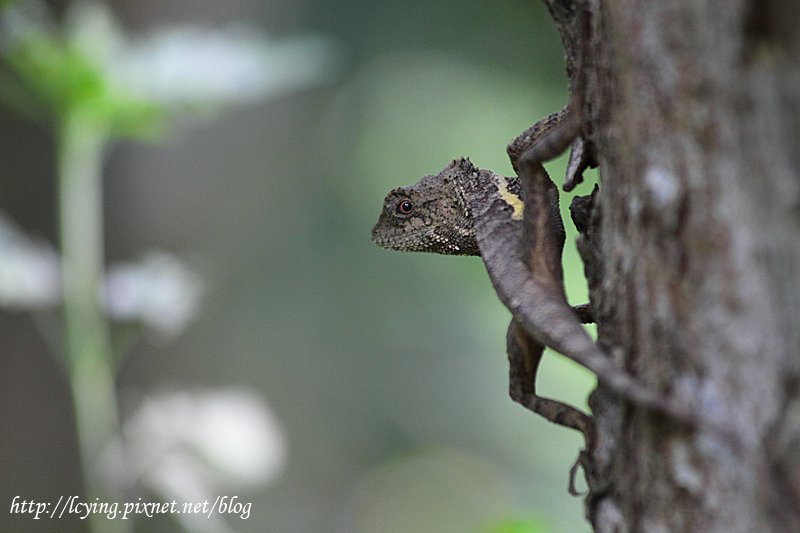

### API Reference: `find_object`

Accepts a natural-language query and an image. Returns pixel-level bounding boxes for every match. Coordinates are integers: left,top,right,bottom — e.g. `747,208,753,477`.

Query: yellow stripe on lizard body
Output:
494,176,525,221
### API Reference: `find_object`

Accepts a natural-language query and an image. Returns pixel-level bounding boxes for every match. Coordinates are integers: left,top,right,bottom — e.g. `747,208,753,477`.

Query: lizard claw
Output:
564,135,598,192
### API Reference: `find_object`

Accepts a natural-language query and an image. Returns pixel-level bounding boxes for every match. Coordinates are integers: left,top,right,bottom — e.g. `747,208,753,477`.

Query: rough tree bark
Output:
541,0,800,531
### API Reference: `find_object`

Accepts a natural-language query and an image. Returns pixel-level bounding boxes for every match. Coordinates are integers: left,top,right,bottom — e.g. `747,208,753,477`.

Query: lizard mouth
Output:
370,221,395,248
370,225,387,247
371,221,432,252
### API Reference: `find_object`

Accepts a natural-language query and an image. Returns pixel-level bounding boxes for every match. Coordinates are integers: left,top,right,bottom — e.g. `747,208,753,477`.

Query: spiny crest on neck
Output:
448,156,477,175
446,156,483,194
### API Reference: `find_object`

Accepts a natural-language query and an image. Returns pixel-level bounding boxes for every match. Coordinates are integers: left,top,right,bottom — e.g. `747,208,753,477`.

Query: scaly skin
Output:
371,152,598,453
371,114,718,454
371,157,521,257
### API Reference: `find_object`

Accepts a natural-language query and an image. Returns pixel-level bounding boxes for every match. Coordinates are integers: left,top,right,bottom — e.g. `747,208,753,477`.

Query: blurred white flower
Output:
110,26,340,106
104,252,203,336
0,211,202,334
65,0,343,108
114,388,287,531
0,213,60,308
1,2,341,133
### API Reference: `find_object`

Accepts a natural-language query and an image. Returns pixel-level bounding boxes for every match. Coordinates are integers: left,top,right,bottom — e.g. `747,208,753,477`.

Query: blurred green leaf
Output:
0,14,166,139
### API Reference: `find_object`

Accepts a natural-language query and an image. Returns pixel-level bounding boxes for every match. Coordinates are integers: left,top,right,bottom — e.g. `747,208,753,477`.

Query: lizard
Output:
370,110,719,459
371,153,597,453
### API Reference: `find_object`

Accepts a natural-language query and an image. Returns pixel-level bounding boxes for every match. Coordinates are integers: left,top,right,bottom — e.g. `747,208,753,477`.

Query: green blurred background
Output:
0,0,597,531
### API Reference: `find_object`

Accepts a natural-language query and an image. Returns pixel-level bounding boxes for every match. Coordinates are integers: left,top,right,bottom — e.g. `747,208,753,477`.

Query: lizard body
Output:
371,121,601,455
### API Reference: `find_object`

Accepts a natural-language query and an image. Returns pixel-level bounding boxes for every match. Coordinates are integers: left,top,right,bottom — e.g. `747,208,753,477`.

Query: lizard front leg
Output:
507,100,595,193
508,0,598,191
507,106,577,175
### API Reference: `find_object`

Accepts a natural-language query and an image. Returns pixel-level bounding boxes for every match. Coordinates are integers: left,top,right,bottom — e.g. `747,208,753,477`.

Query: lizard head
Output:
371,157,480,256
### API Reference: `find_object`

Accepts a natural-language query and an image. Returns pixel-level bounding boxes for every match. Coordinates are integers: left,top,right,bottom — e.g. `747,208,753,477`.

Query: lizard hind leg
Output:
511,153,740,446
506,319,595,445
506,319,595,495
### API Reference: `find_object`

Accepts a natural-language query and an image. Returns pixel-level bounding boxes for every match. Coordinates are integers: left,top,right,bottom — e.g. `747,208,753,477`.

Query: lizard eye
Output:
396,199,413,215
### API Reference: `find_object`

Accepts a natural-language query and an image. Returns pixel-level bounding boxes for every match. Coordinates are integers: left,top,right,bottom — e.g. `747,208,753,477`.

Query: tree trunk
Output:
552,0,800,530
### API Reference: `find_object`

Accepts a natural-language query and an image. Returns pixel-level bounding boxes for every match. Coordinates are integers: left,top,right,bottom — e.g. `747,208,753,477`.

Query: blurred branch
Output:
57,109,126,533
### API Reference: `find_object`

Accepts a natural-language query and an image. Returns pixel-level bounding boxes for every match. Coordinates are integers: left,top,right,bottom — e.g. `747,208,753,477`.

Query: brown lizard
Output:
370,108,602,439
371,105,718,454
